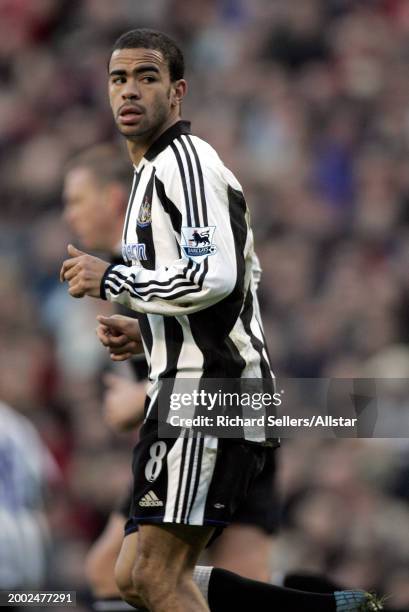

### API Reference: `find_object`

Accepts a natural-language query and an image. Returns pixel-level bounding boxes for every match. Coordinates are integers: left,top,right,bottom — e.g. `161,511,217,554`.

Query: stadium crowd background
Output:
1,0,409,608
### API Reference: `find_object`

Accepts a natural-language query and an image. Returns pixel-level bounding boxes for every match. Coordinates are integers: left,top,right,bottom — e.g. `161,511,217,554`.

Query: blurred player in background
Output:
61,29,382,612
63,144,146,611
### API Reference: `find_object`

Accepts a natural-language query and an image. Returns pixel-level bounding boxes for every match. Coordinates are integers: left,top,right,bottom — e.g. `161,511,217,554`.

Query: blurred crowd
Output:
1,0,409,608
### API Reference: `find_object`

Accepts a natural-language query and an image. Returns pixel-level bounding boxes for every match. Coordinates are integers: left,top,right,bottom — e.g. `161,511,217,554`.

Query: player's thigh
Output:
207,523,274,582
116,524,213,594
136,523,214,579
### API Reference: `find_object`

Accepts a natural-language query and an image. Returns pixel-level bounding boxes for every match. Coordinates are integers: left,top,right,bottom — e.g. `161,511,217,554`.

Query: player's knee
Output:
133,566,198,608
177,571,200,599
114,559,146,608
115,566,146,608
131,560,177,606
131,561,157,597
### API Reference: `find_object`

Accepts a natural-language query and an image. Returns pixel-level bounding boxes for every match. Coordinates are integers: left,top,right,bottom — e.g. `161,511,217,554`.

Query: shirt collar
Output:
144,120,191,161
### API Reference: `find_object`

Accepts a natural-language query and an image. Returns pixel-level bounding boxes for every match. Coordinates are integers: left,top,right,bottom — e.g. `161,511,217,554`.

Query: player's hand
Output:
96,314,143,360
60,244,110,298
103,373,146,432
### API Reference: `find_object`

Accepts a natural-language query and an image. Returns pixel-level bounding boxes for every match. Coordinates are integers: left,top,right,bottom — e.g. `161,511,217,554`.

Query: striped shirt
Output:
100,121,274,426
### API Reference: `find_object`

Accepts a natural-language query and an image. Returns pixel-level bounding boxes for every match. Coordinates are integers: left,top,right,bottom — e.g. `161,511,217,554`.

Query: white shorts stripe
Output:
163,432,186,522
188,436,218,525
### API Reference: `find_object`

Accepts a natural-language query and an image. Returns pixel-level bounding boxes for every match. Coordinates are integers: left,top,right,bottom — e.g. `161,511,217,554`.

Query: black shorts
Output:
124,418,279,536
231,444,279,534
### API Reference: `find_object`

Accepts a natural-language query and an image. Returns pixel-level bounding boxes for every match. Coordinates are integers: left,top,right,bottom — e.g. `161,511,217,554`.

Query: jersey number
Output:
145,441,167,482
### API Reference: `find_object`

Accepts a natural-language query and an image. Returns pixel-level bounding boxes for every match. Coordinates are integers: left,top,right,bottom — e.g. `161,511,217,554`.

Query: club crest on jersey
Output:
181,226,217,259
137,196,152,228
122,241,147,263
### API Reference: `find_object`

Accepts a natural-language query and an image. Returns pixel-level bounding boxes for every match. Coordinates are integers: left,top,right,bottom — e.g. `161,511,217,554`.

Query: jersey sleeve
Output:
100,142,244,316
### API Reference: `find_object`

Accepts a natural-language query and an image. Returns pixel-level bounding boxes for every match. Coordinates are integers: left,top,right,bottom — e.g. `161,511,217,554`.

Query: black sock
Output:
284,572,343,593
208,568,336,612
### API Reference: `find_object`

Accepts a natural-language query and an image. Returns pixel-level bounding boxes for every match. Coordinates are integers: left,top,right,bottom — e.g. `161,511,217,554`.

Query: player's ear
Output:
171,79,187,107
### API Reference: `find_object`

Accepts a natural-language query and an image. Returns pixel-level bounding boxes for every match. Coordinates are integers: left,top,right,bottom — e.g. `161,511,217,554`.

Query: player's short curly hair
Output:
110,28,184,82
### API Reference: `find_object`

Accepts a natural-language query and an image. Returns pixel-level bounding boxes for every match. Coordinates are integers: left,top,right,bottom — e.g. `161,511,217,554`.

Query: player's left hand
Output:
60,244,110,298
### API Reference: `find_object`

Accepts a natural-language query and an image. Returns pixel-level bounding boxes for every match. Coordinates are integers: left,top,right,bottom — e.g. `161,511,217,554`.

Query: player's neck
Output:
126,115,181,166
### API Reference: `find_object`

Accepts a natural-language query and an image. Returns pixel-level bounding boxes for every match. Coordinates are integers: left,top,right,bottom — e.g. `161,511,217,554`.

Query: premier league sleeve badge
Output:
181,226,217,260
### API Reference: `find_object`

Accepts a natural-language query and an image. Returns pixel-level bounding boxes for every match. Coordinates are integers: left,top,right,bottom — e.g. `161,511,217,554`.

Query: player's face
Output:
108,48,177,141
63,168,113,250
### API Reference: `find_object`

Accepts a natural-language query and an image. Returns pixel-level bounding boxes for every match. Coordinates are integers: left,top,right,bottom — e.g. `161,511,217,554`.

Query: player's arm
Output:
100,161,242,316
60,245,110,298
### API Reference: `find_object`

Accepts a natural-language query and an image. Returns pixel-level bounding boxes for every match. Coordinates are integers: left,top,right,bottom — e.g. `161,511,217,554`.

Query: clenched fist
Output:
96,314,144,360
60,244,110,298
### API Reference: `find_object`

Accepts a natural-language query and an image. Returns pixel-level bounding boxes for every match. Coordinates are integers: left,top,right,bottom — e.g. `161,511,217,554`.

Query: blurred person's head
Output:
108,29,187,156
63,144,131,252
16,133,67,198
0,331,50,411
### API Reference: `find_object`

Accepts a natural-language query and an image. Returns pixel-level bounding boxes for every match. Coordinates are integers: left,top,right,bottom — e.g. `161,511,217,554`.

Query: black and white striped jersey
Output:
100,121,273,412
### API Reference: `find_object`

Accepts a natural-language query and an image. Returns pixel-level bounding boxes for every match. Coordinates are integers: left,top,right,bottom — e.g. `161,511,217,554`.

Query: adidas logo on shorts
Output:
139,491,164,507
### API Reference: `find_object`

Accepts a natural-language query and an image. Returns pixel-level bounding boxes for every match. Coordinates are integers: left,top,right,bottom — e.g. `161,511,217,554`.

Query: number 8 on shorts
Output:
145,441,167,482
